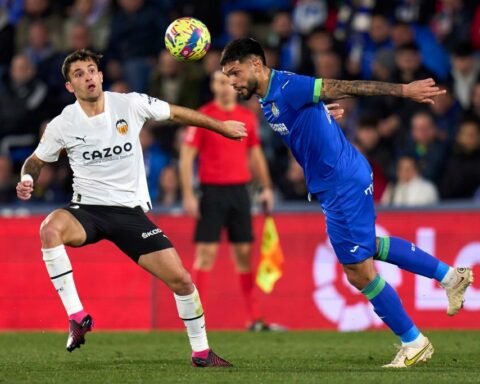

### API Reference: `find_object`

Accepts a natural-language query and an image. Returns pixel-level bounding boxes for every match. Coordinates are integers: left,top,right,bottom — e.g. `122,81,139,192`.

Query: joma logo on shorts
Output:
142,228,161,239
82,142,132,160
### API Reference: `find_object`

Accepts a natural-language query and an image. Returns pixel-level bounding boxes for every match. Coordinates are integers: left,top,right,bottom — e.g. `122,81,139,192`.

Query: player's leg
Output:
191,185,227,304
112,206,231,367
192,243,219,302
138,248,231,367
342,258,434,368
227,184,264,330
374,236,473,315
316,164,433,367
40,206,94,351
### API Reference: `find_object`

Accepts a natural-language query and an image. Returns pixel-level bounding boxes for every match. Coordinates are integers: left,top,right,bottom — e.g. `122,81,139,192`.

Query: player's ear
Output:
65,81,74,94
99,71,103,83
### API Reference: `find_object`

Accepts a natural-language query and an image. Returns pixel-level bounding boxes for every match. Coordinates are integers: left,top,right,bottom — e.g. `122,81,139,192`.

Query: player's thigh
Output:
317,180,376,264
225,185,253,243
108,206,174,263
195,185,228,243
40,209,87,247
138,247,191,288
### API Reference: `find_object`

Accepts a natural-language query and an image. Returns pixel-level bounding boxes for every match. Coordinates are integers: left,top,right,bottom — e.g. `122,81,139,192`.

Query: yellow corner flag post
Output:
256,216,284,293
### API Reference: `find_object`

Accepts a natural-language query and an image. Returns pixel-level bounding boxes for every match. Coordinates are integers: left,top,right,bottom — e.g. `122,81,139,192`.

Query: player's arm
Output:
169,104,247,140
320,78,446,104
179,144,200,218
249,145,274,214
16,154,46,200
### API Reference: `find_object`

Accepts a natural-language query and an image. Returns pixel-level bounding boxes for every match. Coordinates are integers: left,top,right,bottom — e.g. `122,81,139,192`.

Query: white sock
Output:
174,286,209,352
42,245,83,316
402,333,427,348
440,267,457,288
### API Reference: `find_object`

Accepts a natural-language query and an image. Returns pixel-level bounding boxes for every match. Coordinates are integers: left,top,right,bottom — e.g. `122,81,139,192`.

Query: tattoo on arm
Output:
321,79,404,100
21,155,45,183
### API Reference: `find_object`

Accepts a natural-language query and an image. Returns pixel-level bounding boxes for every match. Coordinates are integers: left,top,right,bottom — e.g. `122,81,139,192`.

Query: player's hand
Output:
16,179,34,200
325,103,345,121
221,120,247,141
403,78,446,105
257,186,274,215
182,194,200,218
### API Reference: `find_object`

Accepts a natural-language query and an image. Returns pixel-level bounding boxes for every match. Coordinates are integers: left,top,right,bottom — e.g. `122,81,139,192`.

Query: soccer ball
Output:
164,17,211,61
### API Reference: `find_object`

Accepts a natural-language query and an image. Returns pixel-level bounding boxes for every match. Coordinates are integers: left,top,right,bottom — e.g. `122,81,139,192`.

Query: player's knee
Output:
170,270,194,295
343,267,372,291
39,218,64,246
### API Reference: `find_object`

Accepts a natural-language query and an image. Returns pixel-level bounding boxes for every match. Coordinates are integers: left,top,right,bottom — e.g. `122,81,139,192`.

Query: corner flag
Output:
256,216,284,293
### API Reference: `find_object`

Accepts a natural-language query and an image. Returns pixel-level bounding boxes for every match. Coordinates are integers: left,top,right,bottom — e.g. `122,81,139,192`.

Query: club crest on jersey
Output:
271,102,280,117
116,119,129,135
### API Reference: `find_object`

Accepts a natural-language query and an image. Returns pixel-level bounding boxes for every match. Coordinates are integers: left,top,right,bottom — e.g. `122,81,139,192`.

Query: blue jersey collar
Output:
259,69,276,103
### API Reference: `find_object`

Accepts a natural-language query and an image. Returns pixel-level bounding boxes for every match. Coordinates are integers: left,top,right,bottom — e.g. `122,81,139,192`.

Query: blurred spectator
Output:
354,115,391,201
0,156,15,203
391,43,435,84
442,120,480,199
301,26,343,75
140,126,171,202
64,0,111,52
197,49,222,105
431,0,473,52
109,80,130,93
266,11,302,72
371,48,395,81
381,156,439,206
313,50,343,79
213,10,251,48
0,54,49,149
450,42,480,110
106,0,165,92
292,0,328,36
378,0,436,25
391,21,450,80
23,20,57,69
0,2,19,86
158,165,180,207
15,0,64,52
404,111,447,185
28,163,69,203
429,83,463,142
149,50,200,109
472,4,480,49
466,81,480,121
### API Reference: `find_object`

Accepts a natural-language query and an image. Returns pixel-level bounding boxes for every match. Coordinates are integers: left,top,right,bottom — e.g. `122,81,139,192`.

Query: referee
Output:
180,70,274,330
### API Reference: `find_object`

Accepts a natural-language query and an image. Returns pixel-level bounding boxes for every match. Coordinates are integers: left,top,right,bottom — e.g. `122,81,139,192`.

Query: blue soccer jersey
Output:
259,70,363,193
259,70,376,263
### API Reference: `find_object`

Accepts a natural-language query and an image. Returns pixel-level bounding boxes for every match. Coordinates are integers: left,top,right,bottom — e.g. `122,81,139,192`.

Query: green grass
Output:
0,331,479,383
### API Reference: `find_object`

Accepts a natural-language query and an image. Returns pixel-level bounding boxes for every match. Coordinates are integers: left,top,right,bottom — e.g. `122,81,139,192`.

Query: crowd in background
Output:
1,0,480,208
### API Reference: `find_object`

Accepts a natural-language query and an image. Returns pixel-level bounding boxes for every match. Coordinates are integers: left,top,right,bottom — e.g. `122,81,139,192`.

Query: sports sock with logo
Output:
174,286,209,353
42,245,84,316
375,236,452,283
238,271,260,323
362,274,421,342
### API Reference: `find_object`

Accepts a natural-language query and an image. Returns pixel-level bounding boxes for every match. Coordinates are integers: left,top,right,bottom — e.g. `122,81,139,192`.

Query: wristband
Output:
21,174,34,183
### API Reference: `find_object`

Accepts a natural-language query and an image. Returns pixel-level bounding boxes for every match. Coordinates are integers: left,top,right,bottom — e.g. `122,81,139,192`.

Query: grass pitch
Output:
1,330,479,384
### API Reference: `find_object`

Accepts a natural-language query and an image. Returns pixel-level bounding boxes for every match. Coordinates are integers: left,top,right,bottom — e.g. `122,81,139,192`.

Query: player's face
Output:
223,59,258,100
65,59,103,102
211,71,237,104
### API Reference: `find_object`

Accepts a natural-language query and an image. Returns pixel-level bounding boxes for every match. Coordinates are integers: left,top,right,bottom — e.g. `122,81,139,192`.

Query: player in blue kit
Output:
220,38,474,368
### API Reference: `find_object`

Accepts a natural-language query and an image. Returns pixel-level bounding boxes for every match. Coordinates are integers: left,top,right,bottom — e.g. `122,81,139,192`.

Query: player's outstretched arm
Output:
321,78,446,104
16,154,46,200
169,104,247,140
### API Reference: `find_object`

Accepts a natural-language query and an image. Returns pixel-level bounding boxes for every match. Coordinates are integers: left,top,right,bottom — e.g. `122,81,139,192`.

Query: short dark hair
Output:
220,38,266,66
62,49,103,81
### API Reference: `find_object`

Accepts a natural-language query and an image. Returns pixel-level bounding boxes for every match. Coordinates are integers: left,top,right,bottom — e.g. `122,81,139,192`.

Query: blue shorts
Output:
313,160,376,264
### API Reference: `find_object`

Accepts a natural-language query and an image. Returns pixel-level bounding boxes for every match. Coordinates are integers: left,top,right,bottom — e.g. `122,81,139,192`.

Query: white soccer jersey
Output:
35,92,170,211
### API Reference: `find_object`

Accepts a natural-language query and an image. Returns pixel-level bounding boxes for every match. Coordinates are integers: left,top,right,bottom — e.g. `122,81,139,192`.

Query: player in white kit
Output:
16,49,247,367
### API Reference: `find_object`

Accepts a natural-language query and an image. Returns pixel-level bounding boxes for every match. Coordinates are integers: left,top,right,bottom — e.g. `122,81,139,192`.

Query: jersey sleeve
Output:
34,119,64,162
280,74,323,110
130,92,171,121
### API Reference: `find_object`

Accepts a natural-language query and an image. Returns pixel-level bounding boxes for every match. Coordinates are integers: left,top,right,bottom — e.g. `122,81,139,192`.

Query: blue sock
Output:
375,236,450,282
362,275,417,339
